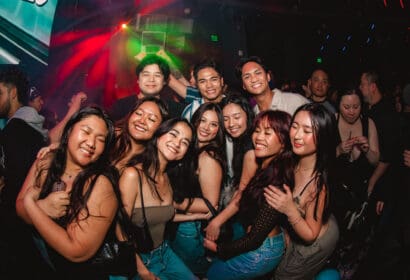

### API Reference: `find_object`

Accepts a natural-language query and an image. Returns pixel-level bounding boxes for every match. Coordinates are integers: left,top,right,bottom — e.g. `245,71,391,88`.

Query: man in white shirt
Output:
235,56,309,116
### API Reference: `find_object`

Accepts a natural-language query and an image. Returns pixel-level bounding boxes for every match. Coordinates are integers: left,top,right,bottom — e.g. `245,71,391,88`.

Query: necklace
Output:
63,172,73,179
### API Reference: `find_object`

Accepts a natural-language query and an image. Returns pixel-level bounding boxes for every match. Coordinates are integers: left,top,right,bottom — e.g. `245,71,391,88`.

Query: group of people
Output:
0,52,408,280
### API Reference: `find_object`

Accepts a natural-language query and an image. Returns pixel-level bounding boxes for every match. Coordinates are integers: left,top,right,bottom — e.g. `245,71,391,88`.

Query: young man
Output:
355,70,402,280
28,86,44,113
305,68,336,114
110,54,187,120
359,70,400,209
0,69,47,207
181,58,225,121
236,56,309,116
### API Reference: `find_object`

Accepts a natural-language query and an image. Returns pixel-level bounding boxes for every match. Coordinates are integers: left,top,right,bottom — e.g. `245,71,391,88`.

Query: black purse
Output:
202,198,233,243
91,234,136,278
90,188,137,278
133,169,154,254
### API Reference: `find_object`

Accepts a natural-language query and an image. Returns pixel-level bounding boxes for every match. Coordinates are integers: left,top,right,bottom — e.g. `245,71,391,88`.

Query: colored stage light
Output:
210,34,219,42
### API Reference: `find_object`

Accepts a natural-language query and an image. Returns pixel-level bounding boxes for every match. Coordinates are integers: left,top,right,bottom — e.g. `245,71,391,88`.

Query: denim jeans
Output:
206,232,285,280
170,221,211,275
314,268,341,280
109,241,196,280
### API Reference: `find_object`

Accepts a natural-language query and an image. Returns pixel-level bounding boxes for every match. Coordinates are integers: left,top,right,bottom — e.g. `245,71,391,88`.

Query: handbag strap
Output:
134,166,147,225
202,197,218,217
135,168,148,226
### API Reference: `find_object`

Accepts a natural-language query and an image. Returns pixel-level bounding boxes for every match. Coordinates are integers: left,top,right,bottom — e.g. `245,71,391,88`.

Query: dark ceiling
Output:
226,0,409,19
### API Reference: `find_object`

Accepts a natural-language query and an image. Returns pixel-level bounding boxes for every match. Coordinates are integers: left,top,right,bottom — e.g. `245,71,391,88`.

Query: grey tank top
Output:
131,205,174,248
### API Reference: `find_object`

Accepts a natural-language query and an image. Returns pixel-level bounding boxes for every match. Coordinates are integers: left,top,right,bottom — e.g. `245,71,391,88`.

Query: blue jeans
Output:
206,232,285,280
110,241,196,280
170,221,210,275
315,268,341,280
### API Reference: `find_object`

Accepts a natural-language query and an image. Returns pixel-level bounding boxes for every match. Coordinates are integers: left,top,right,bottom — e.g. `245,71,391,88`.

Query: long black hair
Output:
220,93,255,188
38,106,116,225
191,102,226,168
127,117,194,201
239,110,294,218
169,103,226,203
110,96,169,167
292,103,337,223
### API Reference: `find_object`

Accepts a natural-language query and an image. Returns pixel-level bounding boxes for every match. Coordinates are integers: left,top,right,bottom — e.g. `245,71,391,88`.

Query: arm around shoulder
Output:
25,174,118,262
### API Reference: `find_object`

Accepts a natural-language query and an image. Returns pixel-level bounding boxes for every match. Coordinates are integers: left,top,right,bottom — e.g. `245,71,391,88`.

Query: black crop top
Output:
216,201,282,260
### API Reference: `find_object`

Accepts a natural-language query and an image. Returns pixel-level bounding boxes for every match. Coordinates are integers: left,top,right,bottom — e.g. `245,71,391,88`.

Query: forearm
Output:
136,254,151,277
24,196,80,260
173,213,192,222
213,191,242,226
17,196,39,224
217,203,278,259
174,197,210,213
168,74,187,99
48,115,71,144
286,208,317,244
16,161,42,224
184,197,210,213
366,148,379,166
16,196,32,224
173,212,208,222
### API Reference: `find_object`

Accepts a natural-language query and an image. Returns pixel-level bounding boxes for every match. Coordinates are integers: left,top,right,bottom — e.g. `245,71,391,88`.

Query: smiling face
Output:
241,61,271,96
339,94,361,124
289,111,316,157
223,103,247,138
196,109,220,146
157,122,192,162
66,115,108,168
128,101,162,142
196,67,224,102
252,117,283,167
138,64,166,97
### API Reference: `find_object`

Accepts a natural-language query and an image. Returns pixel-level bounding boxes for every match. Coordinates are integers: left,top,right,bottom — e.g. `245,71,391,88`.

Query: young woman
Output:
110,96,169,173
16,107,118,279
333,88,379,279
203,110,292,280
335,88,379,201
168,102,225,276
205,93,257,242
27,97,169,224
219,93,256,206
264,103,340,280
116,118,196,280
